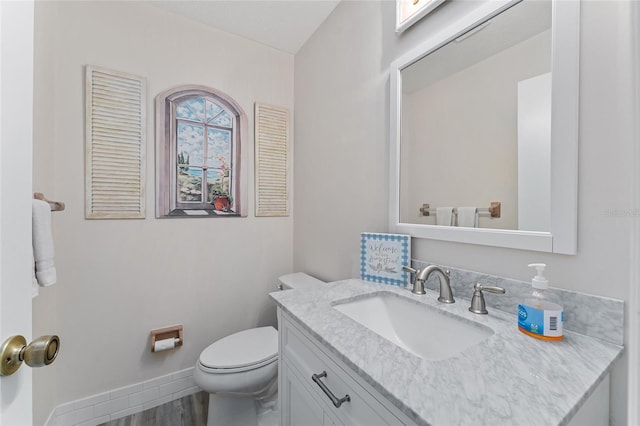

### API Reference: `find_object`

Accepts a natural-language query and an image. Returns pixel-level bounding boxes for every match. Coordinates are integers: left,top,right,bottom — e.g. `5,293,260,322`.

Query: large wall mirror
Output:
389,0,579,254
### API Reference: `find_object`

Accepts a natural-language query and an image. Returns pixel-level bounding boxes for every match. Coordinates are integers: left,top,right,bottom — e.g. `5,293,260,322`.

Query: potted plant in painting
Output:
210,189,232,212
209,160,232,212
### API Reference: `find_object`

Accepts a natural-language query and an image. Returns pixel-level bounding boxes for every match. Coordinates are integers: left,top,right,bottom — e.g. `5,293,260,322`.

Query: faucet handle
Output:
468,283,505,315
402,266,421,294
402,266,425,295
402,265,417,275
476,283,505,294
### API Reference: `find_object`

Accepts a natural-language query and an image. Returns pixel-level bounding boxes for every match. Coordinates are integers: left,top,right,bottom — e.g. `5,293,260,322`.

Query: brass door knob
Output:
24,335,60,367
0,335,60,376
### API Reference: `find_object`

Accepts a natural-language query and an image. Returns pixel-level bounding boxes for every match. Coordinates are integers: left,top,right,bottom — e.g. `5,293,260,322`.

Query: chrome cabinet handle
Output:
311,371,350,408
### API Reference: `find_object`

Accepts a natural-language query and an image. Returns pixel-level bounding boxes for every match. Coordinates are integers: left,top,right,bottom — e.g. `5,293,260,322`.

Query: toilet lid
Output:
199,326,278,370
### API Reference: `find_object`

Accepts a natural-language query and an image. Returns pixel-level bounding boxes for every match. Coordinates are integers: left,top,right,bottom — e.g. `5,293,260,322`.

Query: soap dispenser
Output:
517,263,564,341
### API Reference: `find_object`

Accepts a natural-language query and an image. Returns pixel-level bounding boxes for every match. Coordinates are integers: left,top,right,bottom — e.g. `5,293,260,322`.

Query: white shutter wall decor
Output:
254,103,290,217
85,65,146,219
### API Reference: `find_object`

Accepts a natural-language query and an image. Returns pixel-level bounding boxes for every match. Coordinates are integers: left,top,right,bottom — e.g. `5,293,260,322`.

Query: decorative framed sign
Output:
396,0,446,33
360,233,411,286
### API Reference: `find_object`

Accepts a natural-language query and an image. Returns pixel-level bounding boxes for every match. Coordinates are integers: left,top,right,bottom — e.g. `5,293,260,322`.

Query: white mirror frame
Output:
389,0,579,254
396,0,446,33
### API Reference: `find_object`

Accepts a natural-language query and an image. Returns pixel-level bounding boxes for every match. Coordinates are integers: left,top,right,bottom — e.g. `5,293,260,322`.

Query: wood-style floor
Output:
98,392,208,426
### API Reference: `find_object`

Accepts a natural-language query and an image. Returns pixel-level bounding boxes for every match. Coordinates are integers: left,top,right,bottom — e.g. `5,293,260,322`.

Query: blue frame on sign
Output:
360,233,411,286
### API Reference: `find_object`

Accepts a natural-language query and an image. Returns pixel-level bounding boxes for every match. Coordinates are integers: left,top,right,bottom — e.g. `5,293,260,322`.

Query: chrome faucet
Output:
403,265,455,303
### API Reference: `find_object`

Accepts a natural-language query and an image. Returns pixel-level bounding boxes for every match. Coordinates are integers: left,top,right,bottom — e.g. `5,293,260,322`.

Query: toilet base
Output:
207,393,258,426
206,388,280,426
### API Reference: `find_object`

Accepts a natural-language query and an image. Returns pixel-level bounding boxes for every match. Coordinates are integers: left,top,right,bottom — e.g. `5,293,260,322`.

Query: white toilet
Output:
194,273,324,426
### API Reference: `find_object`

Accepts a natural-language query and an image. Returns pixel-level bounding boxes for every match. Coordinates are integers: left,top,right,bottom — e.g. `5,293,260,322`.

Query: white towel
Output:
32,199,57,294
436,207,454,226
457,207,479,228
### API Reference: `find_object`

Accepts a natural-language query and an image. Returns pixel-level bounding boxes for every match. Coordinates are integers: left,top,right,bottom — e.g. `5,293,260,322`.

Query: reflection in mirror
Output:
400,0,551,231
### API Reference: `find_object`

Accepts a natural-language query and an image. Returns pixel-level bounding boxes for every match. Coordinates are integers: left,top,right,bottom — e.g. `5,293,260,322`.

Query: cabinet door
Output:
281,315,405,426
282,363,342,426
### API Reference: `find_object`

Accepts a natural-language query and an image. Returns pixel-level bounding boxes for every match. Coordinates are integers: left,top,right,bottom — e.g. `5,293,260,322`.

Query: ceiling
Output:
150,0,341,54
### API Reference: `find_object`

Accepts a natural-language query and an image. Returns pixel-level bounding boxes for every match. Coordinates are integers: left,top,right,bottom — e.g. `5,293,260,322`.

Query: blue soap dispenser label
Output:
518,304,544,335
518,304,563,340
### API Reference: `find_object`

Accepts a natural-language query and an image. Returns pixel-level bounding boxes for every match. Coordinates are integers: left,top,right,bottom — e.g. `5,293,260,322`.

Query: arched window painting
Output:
176,98,233,205
156,86,246,218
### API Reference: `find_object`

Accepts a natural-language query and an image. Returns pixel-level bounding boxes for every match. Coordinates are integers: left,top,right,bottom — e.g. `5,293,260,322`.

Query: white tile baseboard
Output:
45,367,200,426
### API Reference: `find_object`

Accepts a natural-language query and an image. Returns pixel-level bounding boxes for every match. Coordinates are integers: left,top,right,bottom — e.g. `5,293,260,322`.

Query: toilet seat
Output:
198,326,278,374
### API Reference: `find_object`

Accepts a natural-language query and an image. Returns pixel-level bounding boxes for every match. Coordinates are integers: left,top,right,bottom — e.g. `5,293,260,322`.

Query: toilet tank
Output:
278,273,325,290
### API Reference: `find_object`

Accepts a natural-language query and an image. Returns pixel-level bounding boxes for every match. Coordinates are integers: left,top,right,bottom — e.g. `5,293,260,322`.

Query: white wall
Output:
294,1,635,424
32,2,58,420
32,2,293,424
631,3,640,424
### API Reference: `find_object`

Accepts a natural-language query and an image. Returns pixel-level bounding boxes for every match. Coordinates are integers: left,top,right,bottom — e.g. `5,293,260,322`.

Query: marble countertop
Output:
270,279,623,426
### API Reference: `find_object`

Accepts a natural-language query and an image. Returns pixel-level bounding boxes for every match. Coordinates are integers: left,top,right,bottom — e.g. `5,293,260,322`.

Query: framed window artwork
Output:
155,85,247,218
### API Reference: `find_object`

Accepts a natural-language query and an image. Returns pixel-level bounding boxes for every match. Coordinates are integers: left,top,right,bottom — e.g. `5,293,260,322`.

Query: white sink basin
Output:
332,292,493,360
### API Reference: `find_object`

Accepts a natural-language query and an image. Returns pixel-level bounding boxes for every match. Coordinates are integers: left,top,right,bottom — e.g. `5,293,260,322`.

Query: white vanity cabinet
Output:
278,309,416,426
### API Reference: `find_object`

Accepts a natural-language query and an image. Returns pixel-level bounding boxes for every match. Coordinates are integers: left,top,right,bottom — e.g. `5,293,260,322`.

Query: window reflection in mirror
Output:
399,0,552,231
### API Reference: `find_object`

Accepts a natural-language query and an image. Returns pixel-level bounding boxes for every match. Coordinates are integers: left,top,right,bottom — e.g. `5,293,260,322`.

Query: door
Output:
0,0,35,425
